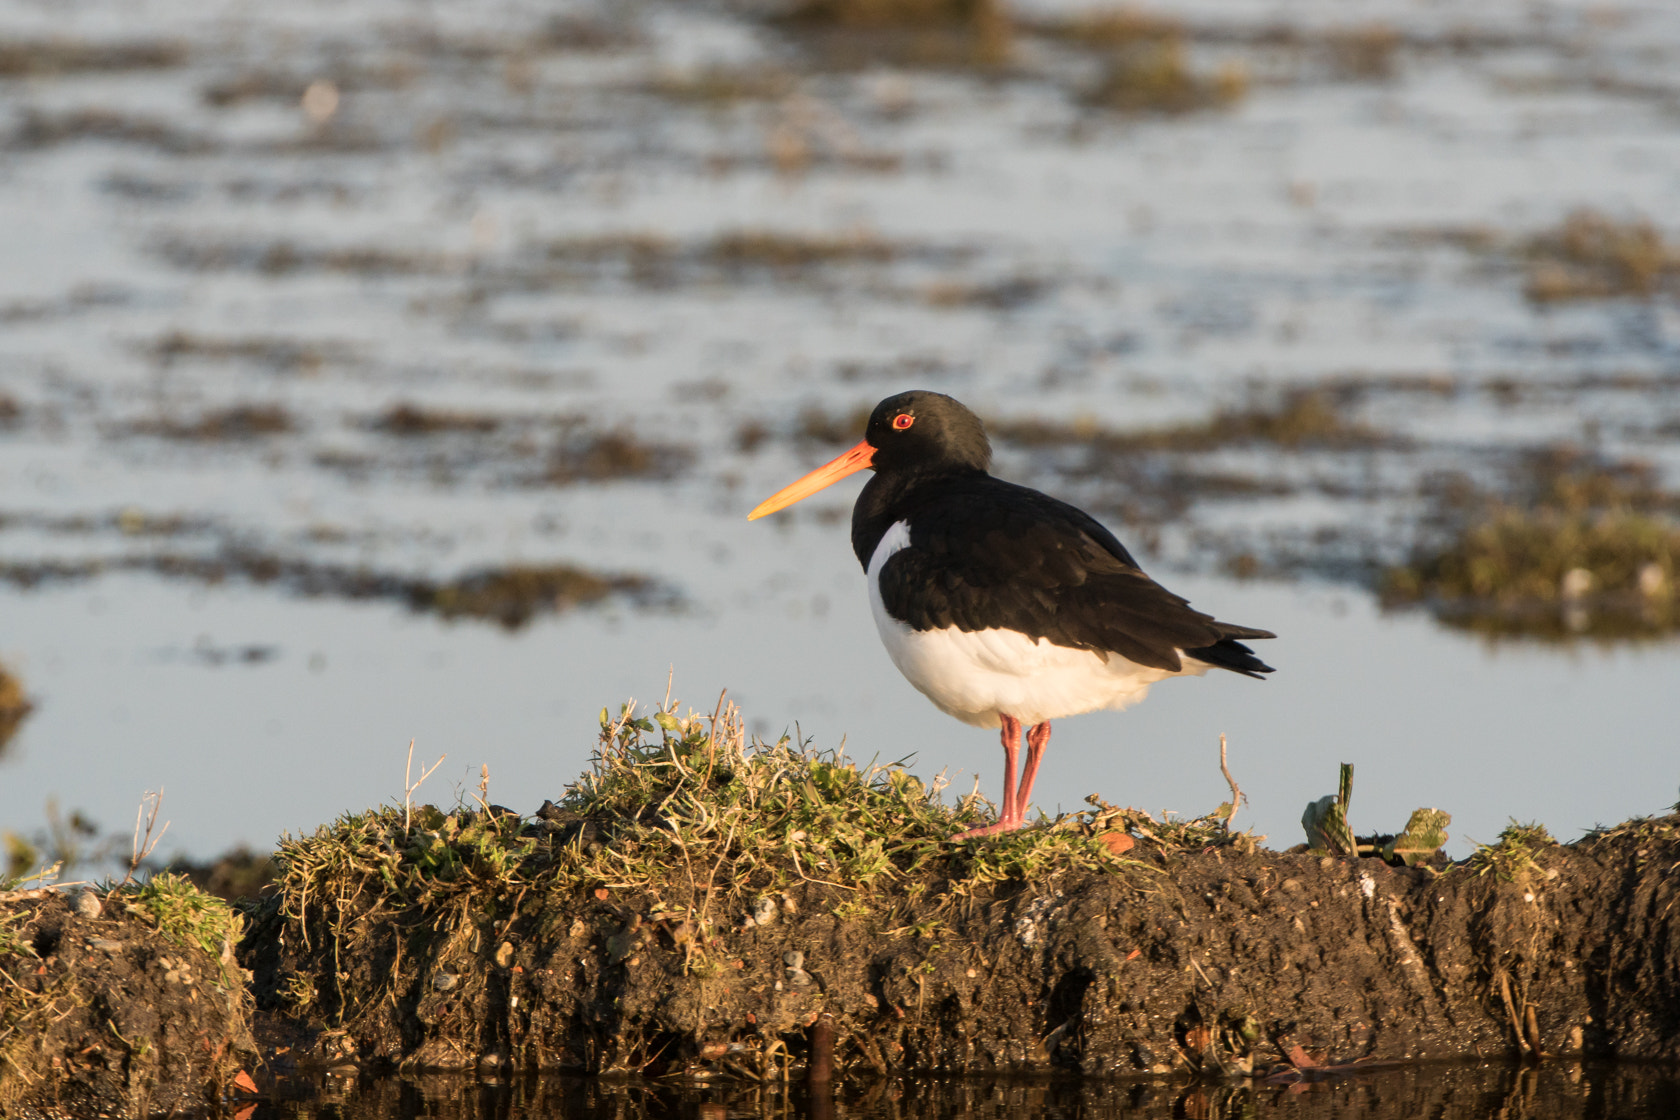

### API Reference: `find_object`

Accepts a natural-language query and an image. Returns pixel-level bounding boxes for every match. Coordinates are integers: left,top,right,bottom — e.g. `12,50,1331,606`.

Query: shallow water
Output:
3,0,1680,868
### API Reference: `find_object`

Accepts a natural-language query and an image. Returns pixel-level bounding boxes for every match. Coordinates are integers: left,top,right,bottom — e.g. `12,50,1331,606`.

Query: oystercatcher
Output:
749,390,1275,840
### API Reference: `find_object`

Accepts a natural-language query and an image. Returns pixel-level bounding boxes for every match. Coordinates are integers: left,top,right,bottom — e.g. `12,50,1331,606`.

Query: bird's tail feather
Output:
1186,623,1276,679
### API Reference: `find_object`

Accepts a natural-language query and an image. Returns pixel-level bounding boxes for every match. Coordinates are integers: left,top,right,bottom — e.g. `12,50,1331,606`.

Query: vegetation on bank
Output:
266,697,1188,972
1382,447,1680,639
0,662,32,752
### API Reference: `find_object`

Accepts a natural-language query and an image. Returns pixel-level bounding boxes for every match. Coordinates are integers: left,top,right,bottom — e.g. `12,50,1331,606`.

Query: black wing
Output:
875,476,1275,677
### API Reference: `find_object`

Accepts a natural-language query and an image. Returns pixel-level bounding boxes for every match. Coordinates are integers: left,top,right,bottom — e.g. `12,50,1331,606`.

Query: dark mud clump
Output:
240,700,1680,1082
371,403,503,436
0,551,654,630
547,425,694,484
123,403,296,441
144,330,353,376
0,877,254,1117
0,39,187,78
9,108,209,154
774,0,1014,71
0,661,33,752
1085,39,1246,115
421,564,646,629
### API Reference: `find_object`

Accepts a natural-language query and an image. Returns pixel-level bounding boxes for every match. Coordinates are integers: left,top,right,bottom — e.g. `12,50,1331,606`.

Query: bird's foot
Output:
949,819,1024,841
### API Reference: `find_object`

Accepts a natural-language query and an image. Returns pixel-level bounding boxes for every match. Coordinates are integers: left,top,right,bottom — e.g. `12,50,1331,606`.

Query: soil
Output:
237,812,1680,1083
0,889,254,1118
8,809,1680,1116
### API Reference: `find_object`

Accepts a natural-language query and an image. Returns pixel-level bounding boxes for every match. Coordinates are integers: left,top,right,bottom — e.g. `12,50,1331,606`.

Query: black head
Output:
864,390,992,476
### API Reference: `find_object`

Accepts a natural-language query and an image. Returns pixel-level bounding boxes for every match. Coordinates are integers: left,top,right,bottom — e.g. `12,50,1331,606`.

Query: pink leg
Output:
951,714,1025,841
1015,721,1052,819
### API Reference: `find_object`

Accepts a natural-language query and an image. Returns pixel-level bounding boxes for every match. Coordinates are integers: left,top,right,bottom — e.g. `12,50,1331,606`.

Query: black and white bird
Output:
749,390,1275,840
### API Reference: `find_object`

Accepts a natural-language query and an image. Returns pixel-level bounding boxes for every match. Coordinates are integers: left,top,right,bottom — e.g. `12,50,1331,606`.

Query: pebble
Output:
751,896,778,927
75,891,102,920
782,950,803,968
88,938,124,952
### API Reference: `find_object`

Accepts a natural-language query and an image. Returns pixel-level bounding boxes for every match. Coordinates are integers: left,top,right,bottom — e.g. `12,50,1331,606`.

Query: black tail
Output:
1186,623,1275,679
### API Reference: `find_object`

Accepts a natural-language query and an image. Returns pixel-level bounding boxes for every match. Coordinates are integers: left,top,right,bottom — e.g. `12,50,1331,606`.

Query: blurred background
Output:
2,0,1679,874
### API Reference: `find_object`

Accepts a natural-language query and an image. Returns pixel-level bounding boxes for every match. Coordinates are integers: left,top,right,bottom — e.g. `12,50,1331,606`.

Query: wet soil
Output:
9,805,1680,1115
0,551,656,630
0,889,252,1118
239,812,1680,1082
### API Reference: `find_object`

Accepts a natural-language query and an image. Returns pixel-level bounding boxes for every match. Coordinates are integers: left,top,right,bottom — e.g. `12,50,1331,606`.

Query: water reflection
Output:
252,1063,1680,1120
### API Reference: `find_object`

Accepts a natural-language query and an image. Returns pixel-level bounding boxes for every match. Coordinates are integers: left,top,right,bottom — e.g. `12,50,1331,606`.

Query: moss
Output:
121,873,246,986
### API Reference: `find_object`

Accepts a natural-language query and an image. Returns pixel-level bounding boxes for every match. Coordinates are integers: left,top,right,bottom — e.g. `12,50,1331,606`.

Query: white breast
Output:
865,519,1202,729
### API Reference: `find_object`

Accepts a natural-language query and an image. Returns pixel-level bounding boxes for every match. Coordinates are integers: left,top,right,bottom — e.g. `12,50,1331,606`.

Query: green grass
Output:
120,873,245,986
1465,821,1556,888
270,697,1196,967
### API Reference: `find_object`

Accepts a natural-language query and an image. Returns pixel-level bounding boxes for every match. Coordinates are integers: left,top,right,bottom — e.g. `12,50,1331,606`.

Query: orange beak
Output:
747,439,875,520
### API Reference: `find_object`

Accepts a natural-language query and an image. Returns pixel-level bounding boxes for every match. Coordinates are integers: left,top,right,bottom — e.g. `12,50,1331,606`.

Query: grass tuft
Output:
266,693,1180,1029
121,872,245,985
1465,821,1556,888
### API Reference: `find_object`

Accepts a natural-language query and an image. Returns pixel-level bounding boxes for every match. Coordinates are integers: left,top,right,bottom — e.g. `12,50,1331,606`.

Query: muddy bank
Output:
235,708,1680,1083
0,878,253,1118
8,707,1680,1115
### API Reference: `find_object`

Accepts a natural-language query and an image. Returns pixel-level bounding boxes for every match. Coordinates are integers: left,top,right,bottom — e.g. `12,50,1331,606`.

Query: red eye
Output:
892,413,914,430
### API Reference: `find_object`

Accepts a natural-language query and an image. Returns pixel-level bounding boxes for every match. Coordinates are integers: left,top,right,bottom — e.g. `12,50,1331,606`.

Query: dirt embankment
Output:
5,705,1680,1115
0,878,253,1118
240,809,1680,1083
233,706,1680,1084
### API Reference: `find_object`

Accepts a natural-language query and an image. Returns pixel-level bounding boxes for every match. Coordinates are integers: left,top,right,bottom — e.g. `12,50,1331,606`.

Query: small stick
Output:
404,740,447,832
119,790,170,888
1219,734,1243,831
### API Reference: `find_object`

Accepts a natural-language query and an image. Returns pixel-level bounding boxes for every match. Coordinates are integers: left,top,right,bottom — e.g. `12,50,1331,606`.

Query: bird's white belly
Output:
865,520,1202,728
